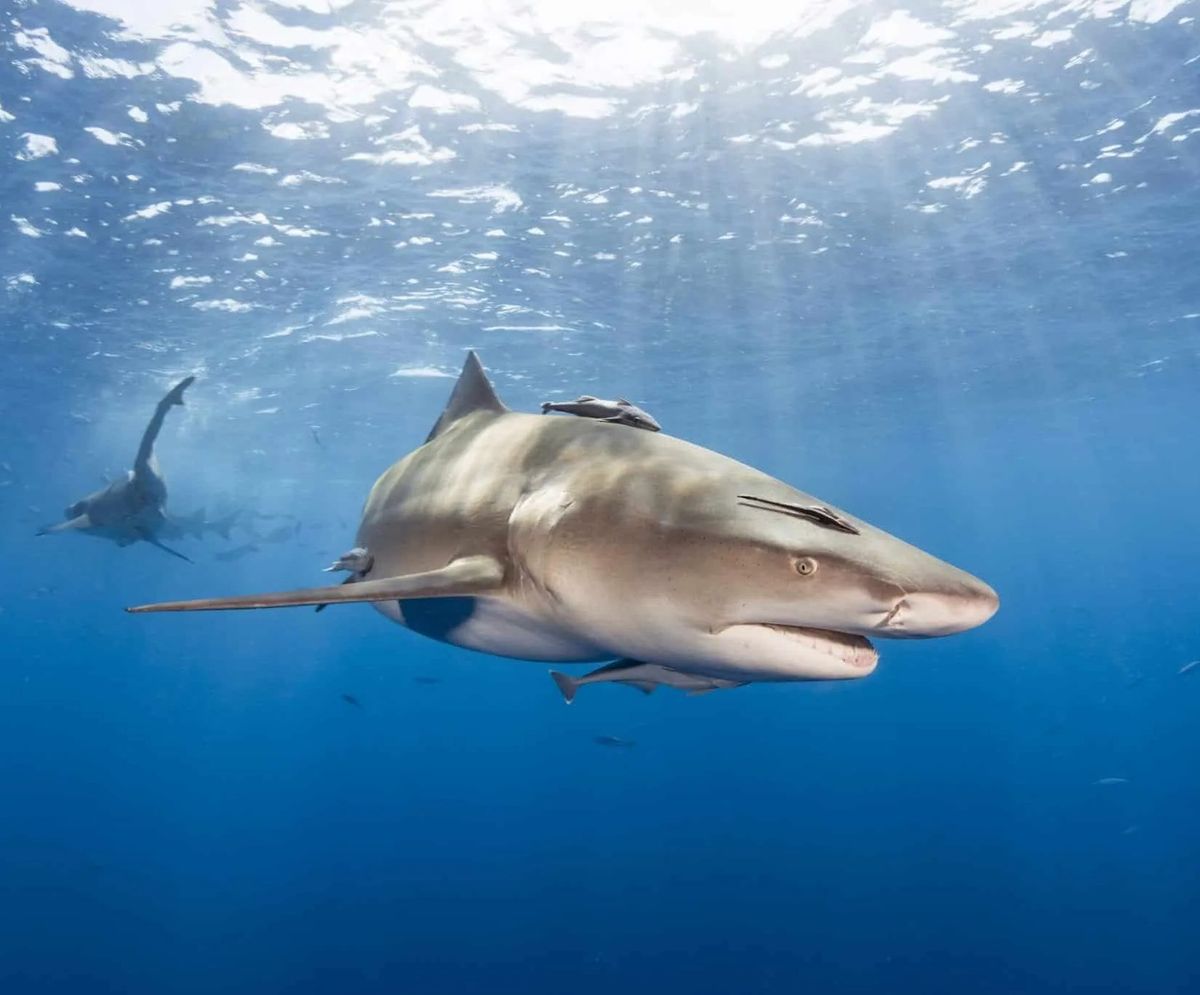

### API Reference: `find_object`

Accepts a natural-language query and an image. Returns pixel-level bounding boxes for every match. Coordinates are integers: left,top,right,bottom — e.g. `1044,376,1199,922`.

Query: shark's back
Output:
356,350,806,575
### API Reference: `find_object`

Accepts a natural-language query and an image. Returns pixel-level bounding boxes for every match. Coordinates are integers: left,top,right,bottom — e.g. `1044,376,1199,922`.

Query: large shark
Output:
128,353,998,690
39,376,196,561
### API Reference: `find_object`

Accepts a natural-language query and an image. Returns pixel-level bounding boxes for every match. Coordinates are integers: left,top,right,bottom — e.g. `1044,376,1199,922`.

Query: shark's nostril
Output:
876,584,997,638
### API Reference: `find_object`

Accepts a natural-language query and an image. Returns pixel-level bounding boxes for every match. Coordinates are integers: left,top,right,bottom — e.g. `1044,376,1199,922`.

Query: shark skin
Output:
128,353,998,690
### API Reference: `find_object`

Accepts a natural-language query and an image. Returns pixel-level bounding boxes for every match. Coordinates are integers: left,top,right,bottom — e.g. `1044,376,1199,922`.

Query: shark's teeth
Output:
759,624,878,669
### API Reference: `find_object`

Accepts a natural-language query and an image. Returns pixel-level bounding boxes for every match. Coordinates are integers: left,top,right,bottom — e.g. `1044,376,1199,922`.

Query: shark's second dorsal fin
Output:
425,351,507,442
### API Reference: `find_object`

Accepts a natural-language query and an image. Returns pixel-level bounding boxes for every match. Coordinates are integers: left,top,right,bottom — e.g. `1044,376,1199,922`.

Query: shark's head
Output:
696,491,996,679
575,483,999,682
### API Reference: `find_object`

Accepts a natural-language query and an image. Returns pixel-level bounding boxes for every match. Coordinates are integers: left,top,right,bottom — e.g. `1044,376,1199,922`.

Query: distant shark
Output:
39,377,195,561
161,506,241,543
128,353,998,693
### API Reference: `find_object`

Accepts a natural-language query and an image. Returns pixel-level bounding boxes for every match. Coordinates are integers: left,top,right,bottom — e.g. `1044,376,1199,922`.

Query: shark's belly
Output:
372,597,611,663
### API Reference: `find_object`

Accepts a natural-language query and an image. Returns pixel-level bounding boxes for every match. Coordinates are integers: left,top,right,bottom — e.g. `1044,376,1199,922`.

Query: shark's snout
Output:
877,578,999,638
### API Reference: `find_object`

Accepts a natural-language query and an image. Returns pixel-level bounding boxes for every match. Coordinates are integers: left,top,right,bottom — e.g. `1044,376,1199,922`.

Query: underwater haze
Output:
2,0,1200,992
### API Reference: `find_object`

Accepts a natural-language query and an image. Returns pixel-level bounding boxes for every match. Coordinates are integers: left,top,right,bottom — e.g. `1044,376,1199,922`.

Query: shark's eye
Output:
794,557,818,576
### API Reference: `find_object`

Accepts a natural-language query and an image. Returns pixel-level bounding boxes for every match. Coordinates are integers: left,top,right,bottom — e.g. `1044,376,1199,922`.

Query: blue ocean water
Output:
2,1,1199,992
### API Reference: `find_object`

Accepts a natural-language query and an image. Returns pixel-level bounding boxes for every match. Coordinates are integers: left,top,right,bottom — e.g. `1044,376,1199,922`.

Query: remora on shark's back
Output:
541,395,661,432
129,353,998,693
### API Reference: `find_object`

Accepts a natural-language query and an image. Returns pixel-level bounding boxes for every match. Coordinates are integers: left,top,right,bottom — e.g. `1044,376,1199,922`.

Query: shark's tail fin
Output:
550,670,579,704
164,376,195,407
134,376,195,474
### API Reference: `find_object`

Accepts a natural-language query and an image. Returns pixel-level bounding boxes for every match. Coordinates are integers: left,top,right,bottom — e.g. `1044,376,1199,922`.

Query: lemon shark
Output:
128,353,998,692
39,376,196,561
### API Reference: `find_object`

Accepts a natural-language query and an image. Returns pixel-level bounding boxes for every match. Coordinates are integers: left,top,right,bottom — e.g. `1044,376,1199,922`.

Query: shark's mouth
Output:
754,624,878,670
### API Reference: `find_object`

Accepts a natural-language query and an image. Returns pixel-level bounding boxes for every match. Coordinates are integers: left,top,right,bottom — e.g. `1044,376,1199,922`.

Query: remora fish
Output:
541,396,661,431
550,660,745,702
128,353,998,690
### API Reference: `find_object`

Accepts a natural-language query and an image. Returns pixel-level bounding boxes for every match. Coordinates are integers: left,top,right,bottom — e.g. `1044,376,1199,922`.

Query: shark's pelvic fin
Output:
425,351,507,442
549,671,579,704
127,554,505,614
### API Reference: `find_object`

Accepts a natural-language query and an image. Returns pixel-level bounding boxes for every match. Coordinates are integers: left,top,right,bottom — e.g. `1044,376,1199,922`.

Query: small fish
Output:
1093,777,1128,786
594,735,636,748
341,693,361,708
1178,660,1199,676
311,426,323,448
541,396,661,432
413,676,442,685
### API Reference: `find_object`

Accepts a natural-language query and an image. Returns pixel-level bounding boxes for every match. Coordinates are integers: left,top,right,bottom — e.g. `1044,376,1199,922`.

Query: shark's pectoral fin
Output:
37,513,92,536
127,555,506,614
549,671,579,704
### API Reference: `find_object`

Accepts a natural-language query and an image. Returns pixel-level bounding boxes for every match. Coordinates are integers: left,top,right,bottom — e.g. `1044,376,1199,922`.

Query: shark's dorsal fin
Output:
425,351,506,442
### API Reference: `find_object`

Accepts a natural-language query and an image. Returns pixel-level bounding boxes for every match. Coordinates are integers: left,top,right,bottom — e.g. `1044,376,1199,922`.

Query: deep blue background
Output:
2,1,1199,992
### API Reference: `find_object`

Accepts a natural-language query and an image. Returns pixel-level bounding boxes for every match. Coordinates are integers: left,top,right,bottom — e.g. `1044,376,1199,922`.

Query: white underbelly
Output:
372,596,611,663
